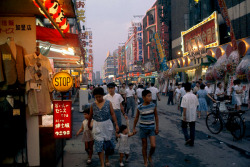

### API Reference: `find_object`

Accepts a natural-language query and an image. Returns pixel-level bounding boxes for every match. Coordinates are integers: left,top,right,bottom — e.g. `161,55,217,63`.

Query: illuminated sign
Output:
153,32,168,71
52,72,73,92
53,100,72,138
181,11,219,56
72,72,79,76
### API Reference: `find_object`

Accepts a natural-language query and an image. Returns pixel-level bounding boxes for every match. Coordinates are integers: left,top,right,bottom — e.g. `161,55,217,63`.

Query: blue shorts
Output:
139,127,155,139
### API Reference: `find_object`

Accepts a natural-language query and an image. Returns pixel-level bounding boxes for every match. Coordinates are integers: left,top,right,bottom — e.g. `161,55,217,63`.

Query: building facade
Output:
95,71,101,85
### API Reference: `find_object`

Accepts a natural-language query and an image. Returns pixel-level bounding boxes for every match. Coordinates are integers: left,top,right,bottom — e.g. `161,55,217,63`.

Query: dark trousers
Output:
181,121,195,145
168,91,174,105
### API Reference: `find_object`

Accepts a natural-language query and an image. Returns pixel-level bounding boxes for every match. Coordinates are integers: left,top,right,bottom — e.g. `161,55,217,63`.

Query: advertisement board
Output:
53,100,72,139
181,11,220,56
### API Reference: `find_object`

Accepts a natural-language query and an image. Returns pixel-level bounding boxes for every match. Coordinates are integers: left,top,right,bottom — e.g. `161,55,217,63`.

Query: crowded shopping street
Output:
0,0,250,167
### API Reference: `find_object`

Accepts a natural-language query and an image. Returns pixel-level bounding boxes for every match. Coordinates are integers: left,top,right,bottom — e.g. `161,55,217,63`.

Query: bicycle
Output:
206,101,246,140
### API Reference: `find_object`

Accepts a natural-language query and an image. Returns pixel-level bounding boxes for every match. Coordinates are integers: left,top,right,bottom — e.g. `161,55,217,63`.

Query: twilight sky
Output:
85,0,156,72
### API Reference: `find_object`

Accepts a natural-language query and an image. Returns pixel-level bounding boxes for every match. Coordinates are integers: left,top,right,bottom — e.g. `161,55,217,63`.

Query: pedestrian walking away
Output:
181,82,199,146
88,87,119,167
104,82,128,127
136,84,144,104
168,83,174,105
116,125,136,167
126,83,137,117
133,89,159,167
147,83,161,106
76,108,94,164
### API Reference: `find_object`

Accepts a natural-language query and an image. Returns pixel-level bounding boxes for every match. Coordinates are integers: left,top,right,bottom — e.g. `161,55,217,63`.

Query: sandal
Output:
105,162,111,167
87,158,92,164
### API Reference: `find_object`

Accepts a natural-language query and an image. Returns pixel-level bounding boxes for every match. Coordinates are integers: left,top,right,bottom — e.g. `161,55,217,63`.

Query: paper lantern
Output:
48,1,60,15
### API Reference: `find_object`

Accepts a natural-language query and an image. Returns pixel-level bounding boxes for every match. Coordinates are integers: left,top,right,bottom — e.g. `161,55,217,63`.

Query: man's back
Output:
181,92,199,122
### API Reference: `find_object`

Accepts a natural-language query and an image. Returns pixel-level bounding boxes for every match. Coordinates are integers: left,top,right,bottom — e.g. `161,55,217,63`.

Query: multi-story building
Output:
95,71,101,85
103,51,118,83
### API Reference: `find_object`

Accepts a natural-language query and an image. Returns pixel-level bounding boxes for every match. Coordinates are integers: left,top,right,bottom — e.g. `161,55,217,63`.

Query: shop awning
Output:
201,55,217,66
174,64,201,72
36,26,80,47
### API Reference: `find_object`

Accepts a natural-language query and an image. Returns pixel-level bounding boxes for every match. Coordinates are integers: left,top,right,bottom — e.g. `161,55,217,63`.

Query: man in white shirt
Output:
180,83,187,114
215,82,225,101
104,83,128,127
136,84,144,104
102,83,108,95
126,83,137,117
147,83,161,105
205,82,214,110
181,82,199,146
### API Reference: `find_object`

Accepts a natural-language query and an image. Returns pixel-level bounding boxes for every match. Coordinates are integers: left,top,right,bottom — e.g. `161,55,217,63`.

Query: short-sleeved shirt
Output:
215,88,224,99
205,86,213,94
126,88,135,97
193,86,200,94
119,87,126,95
175,88,181,97
104,93,123,109
136,88,144,98
181,92,199,122
102,85,107,94
180,87,186,97
147,87,159,100
137,103,156,129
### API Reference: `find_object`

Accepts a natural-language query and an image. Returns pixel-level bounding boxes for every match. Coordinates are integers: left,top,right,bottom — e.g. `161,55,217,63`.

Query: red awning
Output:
36,26,80,47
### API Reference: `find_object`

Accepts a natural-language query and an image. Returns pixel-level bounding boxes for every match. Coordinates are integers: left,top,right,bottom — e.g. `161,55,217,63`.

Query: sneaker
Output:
120,162,125,167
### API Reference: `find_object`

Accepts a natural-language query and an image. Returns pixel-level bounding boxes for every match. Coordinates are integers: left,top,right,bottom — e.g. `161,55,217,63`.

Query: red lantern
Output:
137,72,140,77
132,73,134,77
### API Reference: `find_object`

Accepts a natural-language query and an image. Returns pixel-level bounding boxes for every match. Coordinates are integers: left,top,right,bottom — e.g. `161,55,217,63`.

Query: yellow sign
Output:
52,72,73,92
72,72,79,76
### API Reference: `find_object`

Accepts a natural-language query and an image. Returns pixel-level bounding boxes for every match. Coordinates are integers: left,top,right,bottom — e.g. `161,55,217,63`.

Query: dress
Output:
116,133,130,154
197,89,208,111
231,86,236,105
92,100,115,153
82,119,94,142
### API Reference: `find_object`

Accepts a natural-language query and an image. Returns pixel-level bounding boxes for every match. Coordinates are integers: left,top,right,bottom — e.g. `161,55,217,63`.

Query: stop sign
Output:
52,72,73,92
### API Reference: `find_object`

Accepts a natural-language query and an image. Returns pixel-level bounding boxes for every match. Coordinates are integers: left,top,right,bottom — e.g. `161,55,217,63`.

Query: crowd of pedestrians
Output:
78,79,245,166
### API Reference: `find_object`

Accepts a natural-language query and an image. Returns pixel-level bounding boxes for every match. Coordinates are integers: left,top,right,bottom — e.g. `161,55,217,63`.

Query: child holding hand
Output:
76,108,94,164
116,125,136,167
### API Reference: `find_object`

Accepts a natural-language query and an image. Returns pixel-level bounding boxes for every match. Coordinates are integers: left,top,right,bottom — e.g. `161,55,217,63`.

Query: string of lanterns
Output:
33,0,69,33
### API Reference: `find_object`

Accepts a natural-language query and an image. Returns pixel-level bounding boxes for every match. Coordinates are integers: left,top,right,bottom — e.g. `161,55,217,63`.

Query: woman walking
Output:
88,87,119,167
197,84,214,118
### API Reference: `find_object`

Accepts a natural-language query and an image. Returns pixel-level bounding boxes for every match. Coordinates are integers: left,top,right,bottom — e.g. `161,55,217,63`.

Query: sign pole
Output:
61,92,64,167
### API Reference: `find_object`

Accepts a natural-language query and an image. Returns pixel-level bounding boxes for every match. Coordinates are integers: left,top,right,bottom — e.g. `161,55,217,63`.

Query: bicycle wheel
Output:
229,114,246,140
206,113,223,134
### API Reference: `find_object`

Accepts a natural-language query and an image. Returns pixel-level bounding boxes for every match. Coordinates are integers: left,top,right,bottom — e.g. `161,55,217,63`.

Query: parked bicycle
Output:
206,101,246,140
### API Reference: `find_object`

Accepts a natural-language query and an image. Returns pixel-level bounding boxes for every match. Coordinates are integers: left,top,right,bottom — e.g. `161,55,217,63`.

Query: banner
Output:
217,0,237,50
53,100,72,139
153,32,168,71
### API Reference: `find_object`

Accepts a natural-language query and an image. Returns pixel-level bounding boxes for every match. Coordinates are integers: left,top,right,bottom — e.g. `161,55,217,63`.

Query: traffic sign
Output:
52,72,73,92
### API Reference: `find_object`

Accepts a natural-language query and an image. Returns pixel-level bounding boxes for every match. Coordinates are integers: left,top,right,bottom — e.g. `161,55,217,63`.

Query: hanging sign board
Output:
52,72,73,92
53,100,72,138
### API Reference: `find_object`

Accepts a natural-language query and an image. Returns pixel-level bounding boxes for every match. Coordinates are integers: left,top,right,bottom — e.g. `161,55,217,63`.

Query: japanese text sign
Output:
53,100,72,138
181,11,219,56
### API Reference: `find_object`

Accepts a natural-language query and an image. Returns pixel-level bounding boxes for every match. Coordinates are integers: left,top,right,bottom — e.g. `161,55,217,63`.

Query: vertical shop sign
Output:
53,100,72,138
133,23,137,65
153,32,168,71
76,0,86,63
217,0,237,50
137,25,143,65
121,46,126,72
150,39,160,72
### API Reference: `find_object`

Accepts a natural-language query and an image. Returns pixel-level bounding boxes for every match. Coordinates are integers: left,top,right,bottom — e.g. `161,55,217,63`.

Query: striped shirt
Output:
138,103,156,129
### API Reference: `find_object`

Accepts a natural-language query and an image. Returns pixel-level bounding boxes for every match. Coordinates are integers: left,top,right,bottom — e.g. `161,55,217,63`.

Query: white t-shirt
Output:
180,87,186,97
147,87,159,100
136,88,144,98
234,85,242,103
205,86,213,94
175,88,181,98
215,88,224,99
126,88,135,97
181,92,199,122
104,93,124,109
102,85,108,94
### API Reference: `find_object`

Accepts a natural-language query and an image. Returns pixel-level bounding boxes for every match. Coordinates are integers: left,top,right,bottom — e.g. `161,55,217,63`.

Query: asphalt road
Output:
57,95,250,167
